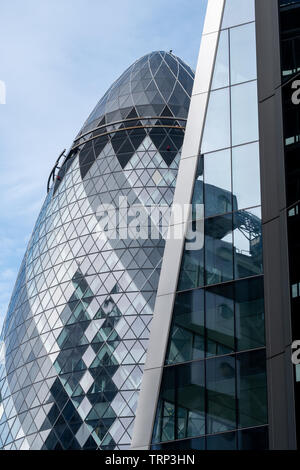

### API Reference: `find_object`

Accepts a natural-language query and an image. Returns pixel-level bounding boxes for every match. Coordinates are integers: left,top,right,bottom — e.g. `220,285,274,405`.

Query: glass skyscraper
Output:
132,0,300,451
0,51,194,450
1,0,300,451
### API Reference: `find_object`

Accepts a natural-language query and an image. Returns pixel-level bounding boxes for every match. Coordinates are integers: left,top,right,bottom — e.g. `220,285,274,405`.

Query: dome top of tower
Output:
78,51,194,137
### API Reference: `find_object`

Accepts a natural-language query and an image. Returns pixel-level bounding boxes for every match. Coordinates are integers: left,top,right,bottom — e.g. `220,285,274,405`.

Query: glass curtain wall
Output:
279,0,300,446
151,0,269,450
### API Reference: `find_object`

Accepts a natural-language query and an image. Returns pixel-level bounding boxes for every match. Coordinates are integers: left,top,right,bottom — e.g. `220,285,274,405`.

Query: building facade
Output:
0,52,194,449
279,0,300,446
1,0,300,451
131,0,300,450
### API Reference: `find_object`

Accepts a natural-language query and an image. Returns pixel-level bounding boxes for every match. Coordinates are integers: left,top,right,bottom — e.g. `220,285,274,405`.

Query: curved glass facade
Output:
0,51,194,450
78,51,194,136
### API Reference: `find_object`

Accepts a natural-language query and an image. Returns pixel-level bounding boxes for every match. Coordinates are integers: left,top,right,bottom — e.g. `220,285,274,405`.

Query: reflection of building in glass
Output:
0,51,194,450
132,0,300,451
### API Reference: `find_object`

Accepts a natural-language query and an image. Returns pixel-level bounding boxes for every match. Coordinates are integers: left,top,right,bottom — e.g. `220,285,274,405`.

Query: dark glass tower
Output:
149,1,268,451
0,51,194,450
279,0,300,445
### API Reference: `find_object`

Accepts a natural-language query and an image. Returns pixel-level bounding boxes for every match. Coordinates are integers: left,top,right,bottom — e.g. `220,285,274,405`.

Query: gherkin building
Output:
0,51,194,450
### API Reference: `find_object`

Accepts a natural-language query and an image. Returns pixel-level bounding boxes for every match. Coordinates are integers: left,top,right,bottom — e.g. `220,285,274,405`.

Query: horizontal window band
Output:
74,115,187,142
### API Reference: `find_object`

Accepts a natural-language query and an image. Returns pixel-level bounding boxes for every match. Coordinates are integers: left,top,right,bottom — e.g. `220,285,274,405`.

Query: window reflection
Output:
152,362,205,443
152,426,268,450
153,351,268,445
178,207,263,291
204,149,232,217
151,436,205,450
206,355,236,434
205,213,234,285
232,142,261,210
206,431,237,450
222,0,255,29
233,207,263,280
230,23,257,85
155,5,267,447
168,276,265,364
166,290,205,365
235,277,265,351
238,426,268,450
237,349,268,428
201,88,231,153
231,80,259,146
211,30,229,90
177,242,204,291
206,284,235,357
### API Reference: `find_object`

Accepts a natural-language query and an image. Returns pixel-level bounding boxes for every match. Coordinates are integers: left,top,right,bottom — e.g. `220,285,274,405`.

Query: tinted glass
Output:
232,142,261,210
211,30,229,90
237,350,268,428
222,0,255,29
177,244,204,291
206,355,236,433
206,431,237,450
204,149,232,217
230,22,257,85
201,88,231,153
152,362,205,443
151,436,205,450
166,289,205,364
238,426,268,450
231,80,259,146
235,277,265,351
234,208,263,280
205,213,233,285
206,284,235,357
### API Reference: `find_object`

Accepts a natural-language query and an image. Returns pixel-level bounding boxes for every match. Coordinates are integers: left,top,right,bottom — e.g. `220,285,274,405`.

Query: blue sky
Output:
0,0,207,328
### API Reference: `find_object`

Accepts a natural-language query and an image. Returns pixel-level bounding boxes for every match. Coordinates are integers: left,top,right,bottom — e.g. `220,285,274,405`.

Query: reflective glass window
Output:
211,30,229,90
231,80,259,146
206,355,236,434
233,207,263,280
152,362,205,443
151,436,205,450
206,283,235,357
235,277,265,351
230,22,257,85
232,142,261,210
177,243,204,291
206,431,237,450
237,350,268,428
201,88,231,153
222,0,255,29
238,426,268,450
166,289,205,365
204,149,232,217
205,213,233,285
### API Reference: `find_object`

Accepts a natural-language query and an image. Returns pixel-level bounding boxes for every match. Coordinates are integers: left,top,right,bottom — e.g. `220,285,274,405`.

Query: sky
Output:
0,0,207,328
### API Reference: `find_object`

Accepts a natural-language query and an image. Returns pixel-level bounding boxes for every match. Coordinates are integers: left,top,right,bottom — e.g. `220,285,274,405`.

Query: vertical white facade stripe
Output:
131,0,226,450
